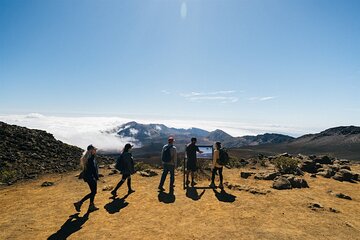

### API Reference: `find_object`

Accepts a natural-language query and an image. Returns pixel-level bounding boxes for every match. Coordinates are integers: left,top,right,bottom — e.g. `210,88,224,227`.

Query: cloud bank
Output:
0,113,314,151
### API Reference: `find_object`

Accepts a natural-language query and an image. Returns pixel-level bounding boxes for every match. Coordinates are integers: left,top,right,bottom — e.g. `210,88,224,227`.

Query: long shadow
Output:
47,212,89,240
104,194,130,214
158,189,176,204
213,188,236,203
186,187,205,201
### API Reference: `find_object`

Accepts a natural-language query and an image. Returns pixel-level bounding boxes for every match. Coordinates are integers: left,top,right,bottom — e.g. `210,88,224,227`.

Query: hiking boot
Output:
128,189,135,194
73,202,82,212
110,190,117,197
88,204,99,212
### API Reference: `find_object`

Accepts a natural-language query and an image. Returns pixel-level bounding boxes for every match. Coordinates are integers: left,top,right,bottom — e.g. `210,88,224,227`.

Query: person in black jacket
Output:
74,145,99,212
111,143,136,197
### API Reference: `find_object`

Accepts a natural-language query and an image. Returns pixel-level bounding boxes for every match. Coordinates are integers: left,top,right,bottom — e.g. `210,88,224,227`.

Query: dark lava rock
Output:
272,176,292,190
41,181,54,187
254,171,279,180
332,169,358,182
240,171,255,179
313,155,333,165
336,193,352,200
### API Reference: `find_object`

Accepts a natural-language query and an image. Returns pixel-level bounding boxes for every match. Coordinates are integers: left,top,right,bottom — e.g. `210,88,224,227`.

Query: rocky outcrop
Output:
0,121,113,184
254,171,279,180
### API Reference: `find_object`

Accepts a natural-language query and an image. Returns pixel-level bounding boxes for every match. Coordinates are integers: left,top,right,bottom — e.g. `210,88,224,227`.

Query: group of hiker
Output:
74,137,227,212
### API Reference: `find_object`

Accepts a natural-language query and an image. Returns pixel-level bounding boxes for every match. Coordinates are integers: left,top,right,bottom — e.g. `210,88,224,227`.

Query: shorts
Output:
186,159,197,172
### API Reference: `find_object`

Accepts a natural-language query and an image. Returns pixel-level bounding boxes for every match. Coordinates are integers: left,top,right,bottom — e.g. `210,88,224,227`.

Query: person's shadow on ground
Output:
104,194,130,214
213,188,236,203
186,187,205,201
47,212,90,240
158,189,176,204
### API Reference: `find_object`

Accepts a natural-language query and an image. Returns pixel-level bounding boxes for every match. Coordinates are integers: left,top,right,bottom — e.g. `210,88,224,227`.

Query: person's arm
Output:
173,147,177,168
212,150,218,169
196,146,203,154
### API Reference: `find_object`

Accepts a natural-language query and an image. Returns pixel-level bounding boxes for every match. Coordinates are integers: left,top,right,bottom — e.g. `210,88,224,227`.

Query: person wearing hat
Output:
74,144,99,212
158,136,177,192
111,143,136,196
210,142,224,189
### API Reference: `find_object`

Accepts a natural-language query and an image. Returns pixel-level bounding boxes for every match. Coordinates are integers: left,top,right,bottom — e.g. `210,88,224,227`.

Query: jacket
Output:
120,152,135,175
83,154,99,181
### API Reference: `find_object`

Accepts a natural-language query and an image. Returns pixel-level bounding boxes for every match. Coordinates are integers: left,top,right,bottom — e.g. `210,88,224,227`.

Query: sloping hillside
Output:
231,126,360,160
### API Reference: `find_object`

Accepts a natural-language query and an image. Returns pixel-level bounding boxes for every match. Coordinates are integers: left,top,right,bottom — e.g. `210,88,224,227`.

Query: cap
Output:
87,144,97,151
125,143,133,149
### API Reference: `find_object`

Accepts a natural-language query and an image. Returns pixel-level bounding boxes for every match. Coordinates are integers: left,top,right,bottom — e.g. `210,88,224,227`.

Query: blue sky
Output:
1,0,360,135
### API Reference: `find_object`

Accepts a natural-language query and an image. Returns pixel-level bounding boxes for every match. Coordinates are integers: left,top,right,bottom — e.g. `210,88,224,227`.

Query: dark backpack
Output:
115,154,124,171
217,148,229,166
162,145,172,163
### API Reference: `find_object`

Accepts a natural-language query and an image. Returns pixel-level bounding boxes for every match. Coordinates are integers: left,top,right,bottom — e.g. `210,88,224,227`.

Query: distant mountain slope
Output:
232,126,360,160
107,122,294,154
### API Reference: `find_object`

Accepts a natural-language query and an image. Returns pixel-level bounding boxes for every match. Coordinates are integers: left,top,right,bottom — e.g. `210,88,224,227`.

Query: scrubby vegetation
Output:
274,156,299,174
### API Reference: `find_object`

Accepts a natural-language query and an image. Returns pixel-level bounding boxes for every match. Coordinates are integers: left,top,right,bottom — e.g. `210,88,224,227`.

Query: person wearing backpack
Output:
158,136,177,192
111,143,135,197
74,144,99,212
185,137,203,186
210,142,224,189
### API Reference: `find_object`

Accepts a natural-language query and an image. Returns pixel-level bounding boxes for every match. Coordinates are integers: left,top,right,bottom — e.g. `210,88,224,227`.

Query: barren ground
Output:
0,165,359,240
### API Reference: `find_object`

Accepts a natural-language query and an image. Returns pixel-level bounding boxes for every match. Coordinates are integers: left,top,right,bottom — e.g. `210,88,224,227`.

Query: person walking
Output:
74,145,99,212
210,142,224,189
185,137,203,186
158,136,177,192
111,143,136,197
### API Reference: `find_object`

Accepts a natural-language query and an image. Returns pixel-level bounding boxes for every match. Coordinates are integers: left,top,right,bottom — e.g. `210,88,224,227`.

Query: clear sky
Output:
1,0,360,134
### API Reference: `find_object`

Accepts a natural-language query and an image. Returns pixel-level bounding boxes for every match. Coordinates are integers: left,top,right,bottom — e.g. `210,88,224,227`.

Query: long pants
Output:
211,167,223,184
80,178,97,204
159,164,175,188
113,174,132,192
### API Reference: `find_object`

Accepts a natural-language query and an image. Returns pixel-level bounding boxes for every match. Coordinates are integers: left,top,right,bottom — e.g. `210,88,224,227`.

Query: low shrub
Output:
274,156,299,174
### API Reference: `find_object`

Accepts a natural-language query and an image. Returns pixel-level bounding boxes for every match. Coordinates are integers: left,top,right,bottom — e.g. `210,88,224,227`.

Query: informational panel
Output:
196,145,213,159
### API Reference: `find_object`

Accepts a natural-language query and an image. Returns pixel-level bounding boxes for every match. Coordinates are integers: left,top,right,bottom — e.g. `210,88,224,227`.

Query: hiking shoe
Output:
128,189,135,194
110,190,117,197
73,202,82,212
158,186,165,191
88,204,99,212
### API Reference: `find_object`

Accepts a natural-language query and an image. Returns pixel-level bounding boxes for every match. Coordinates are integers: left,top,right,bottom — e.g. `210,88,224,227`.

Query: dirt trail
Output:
1,166,360,240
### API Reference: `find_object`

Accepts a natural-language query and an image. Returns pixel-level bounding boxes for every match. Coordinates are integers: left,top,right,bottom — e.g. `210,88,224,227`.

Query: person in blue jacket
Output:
74,144,99,212
111,143,136,196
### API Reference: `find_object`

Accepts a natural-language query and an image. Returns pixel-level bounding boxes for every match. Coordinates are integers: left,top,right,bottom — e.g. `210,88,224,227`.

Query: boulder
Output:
138,169,158,177
41,181,54,187
336,193,352,200
254,172,279,180
313,155,332,165
282,174,309,188
317,168,336,178
332,169,358,182
240,171,254,179
272,177,292,190
308,202,323,210
301,160,321,173
340,165,351,171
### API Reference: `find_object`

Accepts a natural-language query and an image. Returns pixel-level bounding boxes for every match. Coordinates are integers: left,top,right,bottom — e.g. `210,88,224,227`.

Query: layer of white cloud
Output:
181,90,239,103
249,96,277,101
0,113,315,151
